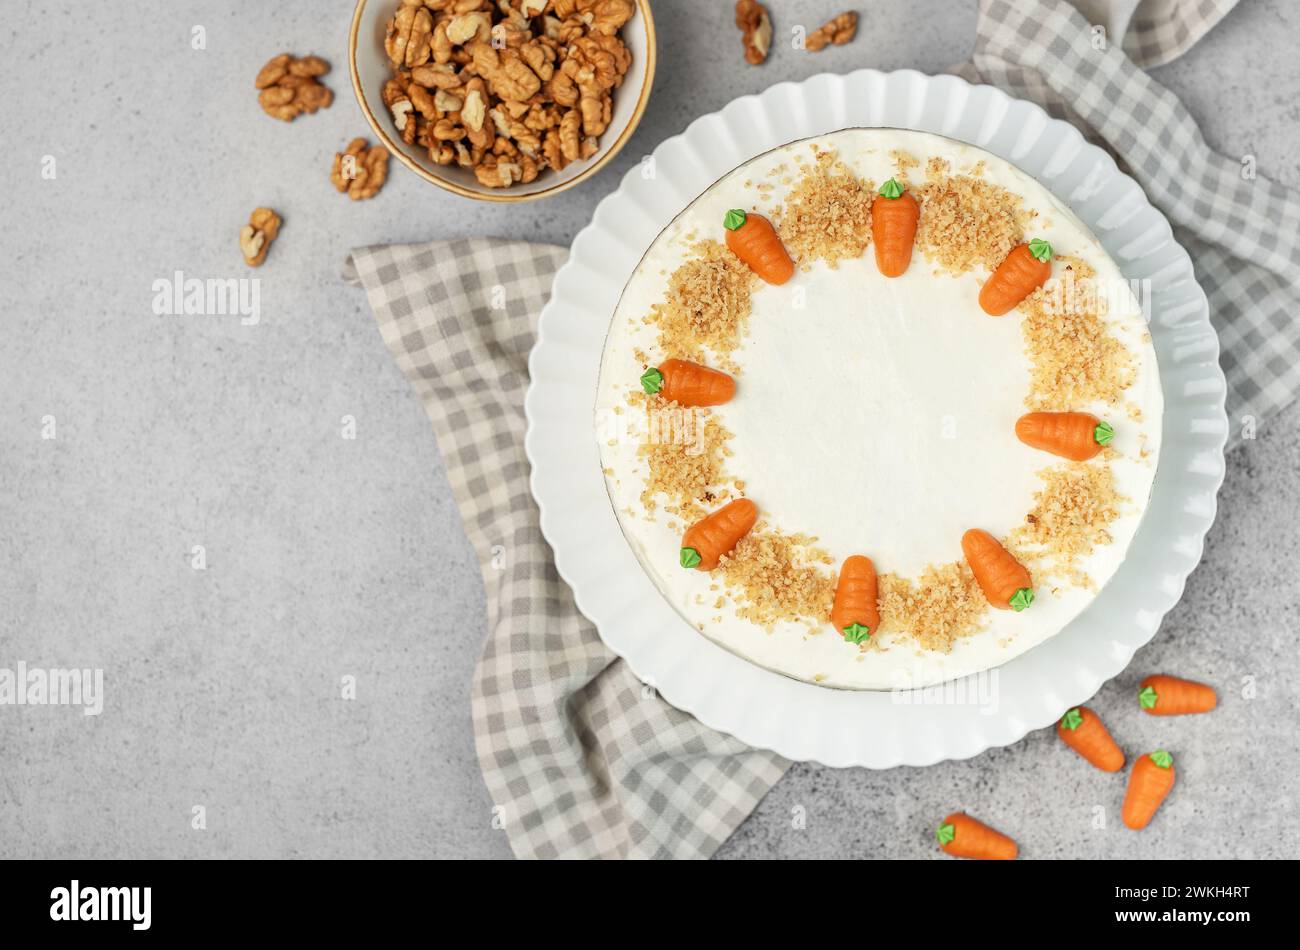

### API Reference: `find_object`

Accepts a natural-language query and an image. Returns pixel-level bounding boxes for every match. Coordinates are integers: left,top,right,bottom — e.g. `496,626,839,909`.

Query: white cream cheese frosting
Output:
595,129,1162,689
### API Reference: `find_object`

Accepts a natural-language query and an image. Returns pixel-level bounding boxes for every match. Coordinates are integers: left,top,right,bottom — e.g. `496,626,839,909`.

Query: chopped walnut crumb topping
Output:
718,526,835,628
890,148,920,175
1019,256,1136,410
1009,462,1126,586
645,240,756,371
916,157,1027,274
778,149,874,267
629,391,740,523
878,561,988,652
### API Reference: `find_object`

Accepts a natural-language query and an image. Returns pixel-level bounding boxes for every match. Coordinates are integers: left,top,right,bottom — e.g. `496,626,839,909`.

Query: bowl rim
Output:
348,0,657,204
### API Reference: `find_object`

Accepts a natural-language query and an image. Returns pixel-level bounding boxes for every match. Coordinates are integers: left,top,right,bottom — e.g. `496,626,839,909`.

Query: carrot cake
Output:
595,129,1162,689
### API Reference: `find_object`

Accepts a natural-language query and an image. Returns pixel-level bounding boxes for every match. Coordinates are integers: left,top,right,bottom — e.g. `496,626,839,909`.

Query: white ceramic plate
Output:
525,70,1227,768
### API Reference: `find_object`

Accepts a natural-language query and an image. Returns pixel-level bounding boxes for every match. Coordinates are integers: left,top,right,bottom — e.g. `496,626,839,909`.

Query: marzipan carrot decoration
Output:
1138,675,1217,716
871,178,920,277
961,529,1034,611
830,555,880,644
936,813,1018,860
680,498,758,571
724,209,794,285
1057,707,1124,772
979,238,1053,316
1122,750,1176,830
641,358,736,407
1016,411,1114,461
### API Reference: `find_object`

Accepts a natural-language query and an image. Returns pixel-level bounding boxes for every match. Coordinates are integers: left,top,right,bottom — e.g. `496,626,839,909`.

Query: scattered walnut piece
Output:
255,54,333,121
331,138,391,200
805,12,858,51
239,208,281,267
378,0,635,188
735,1,773,65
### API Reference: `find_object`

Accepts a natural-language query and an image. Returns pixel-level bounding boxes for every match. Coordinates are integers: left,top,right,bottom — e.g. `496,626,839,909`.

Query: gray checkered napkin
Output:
344,0,1290,859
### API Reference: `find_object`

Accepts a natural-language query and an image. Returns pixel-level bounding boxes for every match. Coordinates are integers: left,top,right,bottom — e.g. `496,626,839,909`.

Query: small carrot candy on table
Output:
723,209,794,285
871,178,920,277
680,498,758,571
935,813,1018,860
830,555,880,644
1016,411,1115,461
1138,675,1217,716
1122,750,1176,830
1057,706,1125,772
640,358,735,407
961,529,1034,611
979,238,1053,316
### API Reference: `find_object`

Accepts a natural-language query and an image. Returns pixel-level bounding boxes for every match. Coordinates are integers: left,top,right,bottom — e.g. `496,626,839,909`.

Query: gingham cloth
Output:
345,0,1293,859
343,238,785,859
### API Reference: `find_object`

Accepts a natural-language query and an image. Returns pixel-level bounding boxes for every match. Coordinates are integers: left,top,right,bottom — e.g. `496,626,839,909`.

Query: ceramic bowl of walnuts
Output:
349,0,655,201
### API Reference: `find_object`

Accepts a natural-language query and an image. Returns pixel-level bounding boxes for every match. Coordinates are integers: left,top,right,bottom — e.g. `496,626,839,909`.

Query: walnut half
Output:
240,208,282,267
735,1,772,66
331,138,391,200
806,12,858,52
255,54,333,121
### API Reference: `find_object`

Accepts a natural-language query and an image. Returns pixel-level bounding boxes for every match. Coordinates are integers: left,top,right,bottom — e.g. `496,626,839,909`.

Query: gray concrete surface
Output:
1,0,1296,859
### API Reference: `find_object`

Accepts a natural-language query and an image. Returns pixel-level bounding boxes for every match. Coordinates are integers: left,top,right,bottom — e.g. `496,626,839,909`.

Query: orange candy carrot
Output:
680,498,758,571
961,529,1034,611
979,238,1053,316
871,178,920,277
724,209,794,285
1138,675,1217,716
1122,750,1176,830
1016,412,1114,461
936,813,1018,860
1057,706,1125,772
830,555,880,644
641,358,735,407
